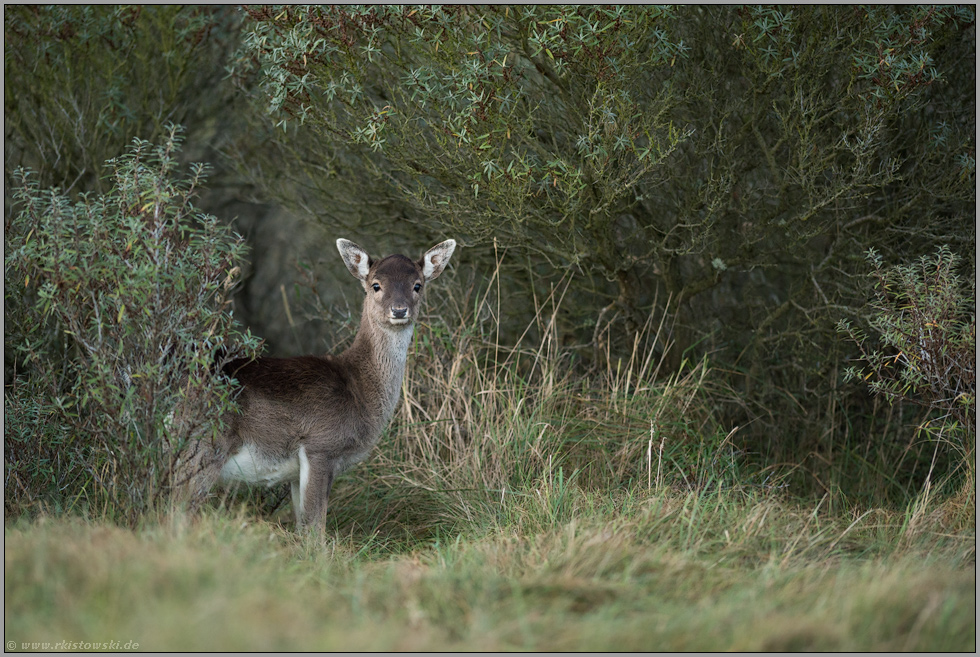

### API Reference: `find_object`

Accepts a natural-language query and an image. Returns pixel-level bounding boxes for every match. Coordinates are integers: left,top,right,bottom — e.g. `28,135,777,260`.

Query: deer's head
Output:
337,239,456,329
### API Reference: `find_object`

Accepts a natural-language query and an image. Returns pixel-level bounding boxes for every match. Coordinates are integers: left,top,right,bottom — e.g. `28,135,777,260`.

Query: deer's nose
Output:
391,306,408,320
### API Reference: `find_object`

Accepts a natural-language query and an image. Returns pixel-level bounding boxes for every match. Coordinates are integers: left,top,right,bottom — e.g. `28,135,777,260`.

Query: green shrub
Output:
839,246,976,493
234,4,973,327
4,128,261,523
3,5,241,192
232,5,976,499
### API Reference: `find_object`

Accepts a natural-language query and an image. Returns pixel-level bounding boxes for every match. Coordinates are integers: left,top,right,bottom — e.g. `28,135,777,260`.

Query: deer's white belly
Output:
220,443,299,486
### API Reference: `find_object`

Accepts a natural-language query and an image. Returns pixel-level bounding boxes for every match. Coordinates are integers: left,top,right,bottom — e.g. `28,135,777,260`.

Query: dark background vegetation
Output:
4,5,975,522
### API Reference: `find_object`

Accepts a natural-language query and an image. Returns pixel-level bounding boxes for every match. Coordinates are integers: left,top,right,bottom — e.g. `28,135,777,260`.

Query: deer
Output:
173,238,456,531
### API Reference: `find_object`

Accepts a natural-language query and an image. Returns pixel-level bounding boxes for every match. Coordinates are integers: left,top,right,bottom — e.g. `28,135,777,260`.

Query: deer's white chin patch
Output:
388,317,411,326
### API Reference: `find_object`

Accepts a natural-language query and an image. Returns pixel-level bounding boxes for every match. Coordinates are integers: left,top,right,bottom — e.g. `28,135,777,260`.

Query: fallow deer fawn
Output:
174,238,456,531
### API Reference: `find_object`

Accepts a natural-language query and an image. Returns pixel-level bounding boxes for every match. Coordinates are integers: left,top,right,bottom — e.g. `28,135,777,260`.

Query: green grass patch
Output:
5,486,974,652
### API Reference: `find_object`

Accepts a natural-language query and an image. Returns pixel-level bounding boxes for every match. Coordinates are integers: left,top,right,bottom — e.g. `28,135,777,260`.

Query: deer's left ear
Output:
420,239,456,281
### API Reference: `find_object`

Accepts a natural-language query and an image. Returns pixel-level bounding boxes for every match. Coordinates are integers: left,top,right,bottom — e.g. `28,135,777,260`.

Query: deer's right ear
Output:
337,239,372,281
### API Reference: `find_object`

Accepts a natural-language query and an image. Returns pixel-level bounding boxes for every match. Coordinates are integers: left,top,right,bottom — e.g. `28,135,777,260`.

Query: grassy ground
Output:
4,486,975,652
5,279,975,651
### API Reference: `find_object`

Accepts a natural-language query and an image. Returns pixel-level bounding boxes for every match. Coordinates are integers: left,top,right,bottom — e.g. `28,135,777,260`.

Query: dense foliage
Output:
839,246,975,489
4,130,260,522
3,5,976,519
235,5,975,498
4,5,241,193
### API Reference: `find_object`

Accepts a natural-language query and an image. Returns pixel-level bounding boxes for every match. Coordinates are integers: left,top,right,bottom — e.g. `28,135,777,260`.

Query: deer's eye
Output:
372,283,381,292
414,283,422,293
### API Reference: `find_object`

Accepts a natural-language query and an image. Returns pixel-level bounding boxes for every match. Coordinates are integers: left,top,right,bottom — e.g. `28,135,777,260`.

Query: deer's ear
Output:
337,239,372,281
420,239,456,281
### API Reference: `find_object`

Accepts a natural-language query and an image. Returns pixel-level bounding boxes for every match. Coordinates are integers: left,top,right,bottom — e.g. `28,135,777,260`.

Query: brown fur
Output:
173,239,456,531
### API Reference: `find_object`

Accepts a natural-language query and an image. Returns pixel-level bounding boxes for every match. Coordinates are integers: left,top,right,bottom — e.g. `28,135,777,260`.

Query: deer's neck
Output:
345,309,413,426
